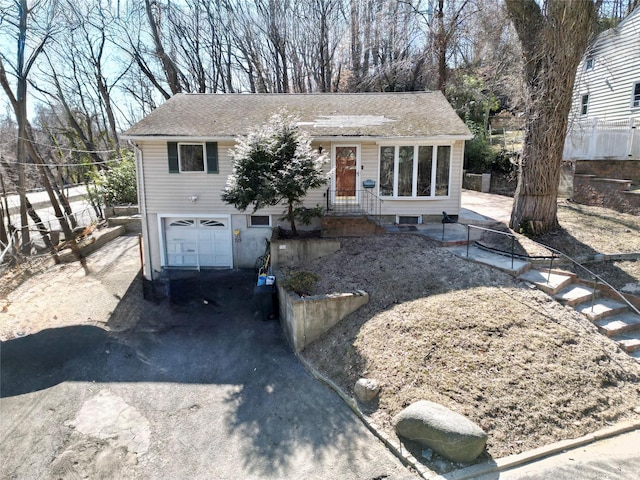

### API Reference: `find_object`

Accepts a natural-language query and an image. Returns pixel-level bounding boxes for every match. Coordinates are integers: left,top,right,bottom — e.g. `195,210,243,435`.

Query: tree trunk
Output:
25,196,56,254
288,201,297,236
506,0,597,235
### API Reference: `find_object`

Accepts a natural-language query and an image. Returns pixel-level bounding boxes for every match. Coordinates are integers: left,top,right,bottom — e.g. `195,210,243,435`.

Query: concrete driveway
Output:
0,239,415,479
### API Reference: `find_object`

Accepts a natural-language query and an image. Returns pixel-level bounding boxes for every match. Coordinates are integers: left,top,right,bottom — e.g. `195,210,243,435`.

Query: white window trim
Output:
157,213,232,268
585,55,595,71
581,94,589,116
631,82,640,109
376,143,453,200
331,143,361,203
396,215,422,225
248,215,272,228
178,142,207,173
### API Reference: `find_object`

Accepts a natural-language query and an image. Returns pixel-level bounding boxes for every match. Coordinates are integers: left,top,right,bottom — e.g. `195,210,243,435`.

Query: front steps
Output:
321,214,385,237
519,268,640,360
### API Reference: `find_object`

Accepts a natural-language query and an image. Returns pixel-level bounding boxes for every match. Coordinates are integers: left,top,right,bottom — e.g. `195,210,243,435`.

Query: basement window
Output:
249,215,271,227
397,215,421,225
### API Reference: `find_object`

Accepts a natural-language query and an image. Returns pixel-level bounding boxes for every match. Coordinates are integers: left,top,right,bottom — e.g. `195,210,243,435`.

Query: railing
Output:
465,224,640,317
564,117,639,159
325,188,384,224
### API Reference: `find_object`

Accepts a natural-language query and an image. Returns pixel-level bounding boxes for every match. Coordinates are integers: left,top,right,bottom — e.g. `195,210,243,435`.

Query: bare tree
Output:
505,0,598,235
0,0,54,253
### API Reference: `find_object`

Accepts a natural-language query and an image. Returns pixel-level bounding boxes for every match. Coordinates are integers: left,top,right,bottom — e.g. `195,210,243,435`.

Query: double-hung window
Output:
379,144,451,198
585,55,595,71
632,82,640,108
581,94,589,115
167,142,219,173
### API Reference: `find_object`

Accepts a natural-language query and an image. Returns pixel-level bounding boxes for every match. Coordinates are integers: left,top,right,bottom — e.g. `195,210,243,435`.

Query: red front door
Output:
335,146,357,197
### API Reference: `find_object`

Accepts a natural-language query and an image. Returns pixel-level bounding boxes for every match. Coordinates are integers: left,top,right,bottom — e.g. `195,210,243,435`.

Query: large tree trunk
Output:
506,0,597,235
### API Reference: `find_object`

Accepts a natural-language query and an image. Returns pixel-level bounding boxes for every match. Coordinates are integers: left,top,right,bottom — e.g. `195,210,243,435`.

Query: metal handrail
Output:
325,188,384,224
464,223,640,317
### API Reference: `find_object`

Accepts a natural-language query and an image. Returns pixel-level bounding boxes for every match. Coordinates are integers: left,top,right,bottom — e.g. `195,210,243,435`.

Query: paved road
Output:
471,429,640,480
0,237,416,480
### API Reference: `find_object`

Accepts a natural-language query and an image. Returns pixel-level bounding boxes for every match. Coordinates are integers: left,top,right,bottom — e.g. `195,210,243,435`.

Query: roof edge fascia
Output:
122,135,235,143
122,133,473,143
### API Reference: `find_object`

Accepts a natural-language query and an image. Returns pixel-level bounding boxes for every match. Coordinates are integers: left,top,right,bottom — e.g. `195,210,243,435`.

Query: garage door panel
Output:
164,216,232,268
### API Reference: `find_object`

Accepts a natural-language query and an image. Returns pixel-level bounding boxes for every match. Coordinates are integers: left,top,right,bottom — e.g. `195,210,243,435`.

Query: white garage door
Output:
164,217,232,268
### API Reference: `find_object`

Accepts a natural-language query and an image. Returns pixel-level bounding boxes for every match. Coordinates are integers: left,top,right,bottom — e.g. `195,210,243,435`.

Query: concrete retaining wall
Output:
58,225,126,263
104,205,139,218
276,276,368,352
463,173,491,193
270,236,341,268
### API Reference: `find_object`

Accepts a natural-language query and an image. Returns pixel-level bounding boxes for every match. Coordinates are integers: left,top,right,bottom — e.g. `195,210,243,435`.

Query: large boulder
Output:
393,400,487,463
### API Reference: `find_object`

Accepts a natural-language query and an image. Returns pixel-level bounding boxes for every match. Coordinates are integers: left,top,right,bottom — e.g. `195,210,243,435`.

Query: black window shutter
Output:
167,142,179,173
206,142,218,173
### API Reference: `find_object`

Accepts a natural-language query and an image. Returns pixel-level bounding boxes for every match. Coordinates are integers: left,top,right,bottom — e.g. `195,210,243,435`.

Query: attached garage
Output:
161,215,233,268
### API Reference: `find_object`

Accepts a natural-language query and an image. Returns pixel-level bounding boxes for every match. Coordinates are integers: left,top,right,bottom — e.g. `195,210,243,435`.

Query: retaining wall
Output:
270,235,341,268
276,276,368,352
573,175,640,215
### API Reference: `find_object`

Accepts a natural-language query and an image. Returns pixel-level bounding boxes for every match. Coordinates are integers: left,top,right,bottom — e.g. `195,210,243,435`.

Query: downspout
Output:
628,117,636,158
128,140,152,280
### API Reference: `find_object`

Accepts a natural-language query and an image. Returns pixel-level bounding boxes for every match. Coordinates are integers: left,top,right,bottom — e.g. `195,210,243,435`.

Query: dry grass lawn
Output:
297,202,640,470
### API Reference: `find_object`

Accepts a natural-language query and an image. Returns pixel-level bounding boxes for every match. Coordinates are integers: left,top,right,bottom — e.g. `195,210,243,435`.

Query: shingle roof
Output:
123,91,471,139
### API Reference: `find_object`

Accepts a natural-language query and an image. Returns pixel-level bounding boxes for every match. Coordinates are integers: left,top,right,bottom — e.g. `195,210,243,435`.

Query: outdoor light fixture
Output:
188,195,198,202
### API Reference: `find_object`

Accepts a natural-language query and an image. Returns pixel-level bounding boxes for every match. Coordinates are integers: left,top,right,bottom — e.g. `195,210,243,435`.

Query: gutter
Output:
128,140,152,280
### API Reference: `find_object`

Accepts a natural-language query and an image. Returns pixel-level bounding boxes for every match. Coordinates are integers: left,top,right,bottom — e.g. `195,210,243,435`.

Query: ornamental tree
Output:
222,113,328,236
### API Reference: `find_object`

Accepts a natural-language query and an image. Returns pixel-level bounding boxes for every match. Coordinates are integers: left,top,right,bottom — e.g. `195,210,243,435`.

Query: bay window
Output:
378,144,451,198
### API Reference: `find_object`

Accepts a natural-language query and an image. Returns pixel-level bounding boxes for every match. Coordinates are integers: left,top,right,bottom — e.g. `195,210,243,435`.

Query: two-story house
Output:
564,6,640,160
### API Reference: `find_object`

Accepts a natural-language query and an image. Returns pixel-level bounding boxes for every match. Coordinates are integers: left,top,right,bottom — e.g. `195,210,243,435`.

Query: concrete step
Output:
576,298,630,322
594,311,640,337
447,244,531,276
518,269,574,295
107,215,142,233
611,334,640,353
554,284,597,307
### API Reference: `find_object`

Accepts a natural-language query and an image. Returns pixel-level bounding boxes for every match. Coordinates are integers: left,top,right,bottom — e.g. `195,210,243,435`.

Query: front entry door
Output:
335,146,358,198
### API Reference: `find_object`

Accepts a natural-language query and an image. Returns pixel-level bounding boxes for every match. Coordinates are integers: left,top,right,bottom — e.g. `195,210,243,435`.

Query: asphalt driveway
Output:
0,239,415,480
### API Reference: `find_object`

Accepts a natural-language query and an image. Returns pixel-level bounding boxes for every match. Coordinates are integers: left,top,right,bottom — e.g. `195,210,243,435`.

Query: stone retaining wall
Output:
573,175,640,215
575,159,640,184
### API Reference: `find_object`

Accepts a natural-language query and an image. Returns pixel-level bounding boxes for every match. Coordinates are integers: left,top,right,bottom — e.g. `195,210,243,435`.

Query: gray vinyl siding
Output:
569,10,640,124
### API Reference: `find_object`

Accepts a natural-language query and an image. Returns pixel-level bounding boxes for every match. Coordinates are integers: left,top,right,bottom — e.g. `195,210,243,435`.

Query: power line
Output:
0,136,122,155
0,157,128,168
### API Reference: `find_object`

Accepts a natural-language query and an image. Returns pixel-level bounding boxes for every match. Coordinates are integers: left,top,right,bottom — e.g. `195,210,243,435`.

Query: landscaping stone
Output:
393,400,487,463
354,378,380,402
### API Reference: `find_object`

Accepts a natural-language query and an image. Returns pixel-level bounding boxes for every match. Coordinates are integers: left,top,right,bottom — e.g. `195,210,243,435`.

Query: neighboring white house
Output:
123,92,471,280
564,6,640,160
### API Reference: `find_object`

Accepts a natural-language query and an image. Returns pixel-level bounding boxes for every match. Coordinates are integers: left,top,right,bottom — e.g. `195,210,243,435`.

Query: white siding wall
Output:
139,139,329,277
358,140,463,216
569,10,640,124
139,137,464,278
